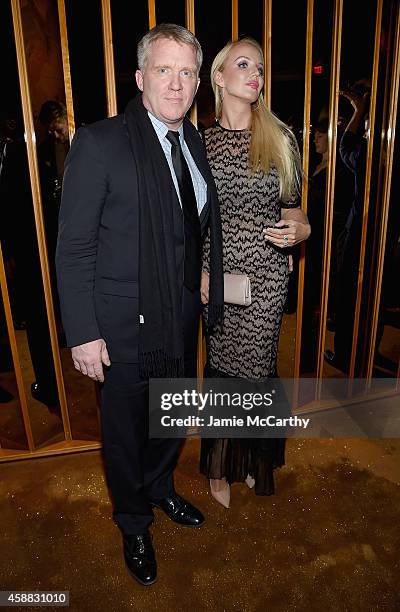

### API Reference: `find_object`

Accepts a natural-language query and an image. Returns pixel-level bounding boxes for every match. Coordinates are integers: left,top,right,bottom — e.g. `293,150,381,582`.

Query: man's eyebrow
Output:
152,63,197,71
152,64,197,70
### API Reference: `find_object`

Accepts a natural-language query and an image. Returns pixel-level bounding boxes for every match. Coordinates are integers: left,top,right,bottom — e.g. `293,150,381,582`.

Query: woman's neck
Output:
219,101,252,131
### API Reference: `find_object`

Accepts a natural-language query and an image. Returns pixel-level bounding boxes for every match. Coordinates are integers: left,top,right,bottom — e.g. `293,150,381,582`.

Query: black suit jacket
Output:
56,111,213,362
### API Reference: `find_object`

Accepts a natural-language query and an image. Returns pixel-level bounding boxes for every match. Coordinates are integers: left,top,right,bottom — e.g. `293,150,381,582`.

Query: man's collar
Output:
147,110,184,140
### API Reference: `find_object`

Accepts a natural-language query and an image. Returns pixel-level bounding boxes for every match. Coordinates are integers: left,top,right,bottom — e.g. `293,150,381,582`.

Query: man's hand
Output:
71,339,110,383
201,271,210,304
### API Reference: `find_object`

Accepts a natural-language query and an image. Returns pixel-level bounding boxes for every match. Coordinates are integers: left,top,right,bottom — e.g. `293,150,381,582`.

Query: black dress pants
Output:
100,286,201,535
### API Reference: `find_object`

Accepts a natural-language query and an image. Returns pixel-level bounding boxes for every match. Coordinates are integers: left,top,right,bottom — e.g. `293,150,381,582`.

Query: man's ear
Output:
195,77,200,95
135,70,144,91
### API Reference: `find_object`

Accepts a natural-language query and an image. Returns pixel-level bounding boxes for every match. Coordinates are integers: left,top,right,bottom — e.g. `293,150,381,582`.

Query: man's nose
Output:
169,72,183,90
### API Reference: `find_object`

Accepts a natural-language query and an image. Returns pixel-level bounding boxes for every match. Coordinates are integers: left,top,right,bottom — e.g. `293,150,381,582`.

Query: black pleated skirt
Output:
199,364,286,496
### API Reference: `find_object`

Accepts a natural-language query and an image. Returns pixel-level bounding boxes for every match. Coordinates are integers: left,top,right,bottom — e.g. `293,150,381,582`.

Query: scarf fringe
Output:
139,349,185,379
206,304,224,329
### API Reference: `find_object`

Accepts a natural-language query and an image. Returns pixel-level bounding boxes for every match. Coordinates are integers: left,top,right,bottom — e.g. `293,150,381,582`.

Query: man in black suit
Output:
56,24,223,586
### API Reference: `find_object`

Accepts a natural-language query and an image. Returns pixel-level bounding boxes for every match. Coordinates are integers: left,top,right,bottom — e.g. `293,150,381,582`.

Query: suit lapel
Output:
183,120,214,187
183,120,214,232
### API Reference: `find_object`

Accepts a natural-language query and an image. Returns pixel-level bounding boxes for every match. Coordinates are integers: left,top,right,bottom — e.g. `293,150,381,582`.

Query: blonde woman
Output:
200,38,310,508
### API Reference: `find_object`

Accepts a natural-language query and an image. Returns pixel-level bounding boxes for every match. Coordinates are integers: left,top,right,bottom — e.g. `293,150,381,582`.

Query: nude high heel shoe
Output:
209,478,230,508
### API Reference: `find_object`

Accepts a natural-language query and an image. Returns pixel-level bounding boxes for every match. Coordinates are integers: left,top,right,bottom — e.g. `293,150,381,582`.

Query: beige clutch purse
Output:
224,273,252,306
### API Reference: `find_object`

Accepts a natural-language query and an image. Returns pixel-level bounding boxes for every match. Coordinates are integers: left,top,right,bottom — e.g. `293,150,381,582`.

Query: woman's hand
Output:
201,271,210,304
264,219,311,248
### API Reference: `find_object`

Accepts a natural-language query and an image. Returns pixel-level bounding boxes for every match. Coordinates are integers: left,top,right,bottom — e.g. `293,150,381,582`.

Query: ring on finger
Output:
283,235,289,245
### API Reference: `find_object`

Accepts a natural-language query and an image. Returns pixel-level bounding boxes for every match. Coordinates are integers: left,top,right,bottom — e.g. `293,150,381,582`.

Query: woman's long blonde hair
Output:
211,38,301,201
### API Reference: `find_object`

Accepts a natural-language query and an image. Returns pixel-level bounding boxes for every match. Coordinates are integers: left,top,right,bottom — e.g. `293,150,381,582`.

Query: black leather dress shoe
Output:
151,493,205,527
123,533,157,586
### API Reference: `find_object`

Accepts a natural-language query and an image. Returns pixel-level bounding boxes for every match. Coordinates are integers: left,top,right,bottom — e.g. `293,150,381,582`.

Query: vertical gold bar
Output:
185,0,195,32
10,0,71,440
148,0,156,29
348,0,383,379
366,2,400,381
361,3,394,375
101,0,117,117
262,0,272,107
232,0,239,41
0,243,34,450
185,0,197,127
316,0,343,384
57,0,75,142
293,0,314,387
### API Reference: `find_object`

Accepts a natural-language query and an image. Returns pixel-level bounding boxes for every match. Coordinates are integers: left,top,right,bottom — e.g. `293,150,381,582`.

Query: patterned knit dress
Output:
200,123,298,495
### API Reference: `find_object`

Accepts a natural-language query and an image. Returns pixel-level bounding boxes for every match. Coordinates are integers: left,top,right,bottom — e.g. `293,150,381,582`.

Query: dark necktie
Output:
166,130,201,291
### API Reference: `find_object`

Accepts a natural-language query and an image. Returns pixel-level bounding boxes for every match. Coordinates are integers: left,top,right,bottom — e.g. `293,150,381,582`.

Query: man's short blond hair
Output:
137,23,203,73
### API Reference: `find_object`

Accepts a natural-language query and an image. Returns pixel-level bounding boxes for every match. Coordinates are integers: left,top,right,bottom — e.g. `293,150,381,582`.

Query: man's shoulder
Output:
83,113,124,133
81,114,125,139
71,114,127,155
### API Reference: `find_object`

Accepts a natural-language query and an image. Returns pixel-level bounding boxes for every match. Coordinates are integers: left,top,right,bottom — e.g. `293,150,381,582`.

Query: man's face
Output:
135,38,200,129
49,118,69,143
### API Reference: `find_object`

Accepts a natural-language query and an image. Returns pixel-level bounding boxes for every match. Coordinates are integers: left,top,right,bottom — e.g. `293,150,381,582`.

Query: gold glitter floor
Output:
1,437,400,611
